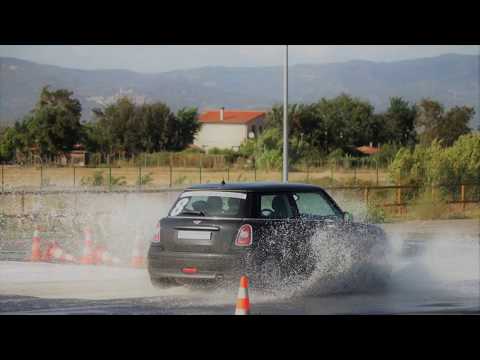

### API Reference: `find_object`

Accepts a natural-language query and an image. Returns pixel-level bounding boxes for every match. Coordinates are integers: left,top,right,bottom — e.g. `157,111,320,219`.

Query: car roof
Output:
185,182,326,192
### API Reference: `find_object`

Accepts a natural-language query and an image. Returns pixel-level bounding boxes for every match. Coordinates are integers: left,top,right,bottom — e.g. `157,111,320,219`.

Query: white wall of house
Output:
194,123,248,149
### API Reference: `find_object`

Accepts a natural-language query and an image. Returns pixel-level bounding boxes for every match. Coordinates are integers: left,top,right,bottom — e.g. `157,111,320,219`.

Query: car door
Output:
248,192,308,267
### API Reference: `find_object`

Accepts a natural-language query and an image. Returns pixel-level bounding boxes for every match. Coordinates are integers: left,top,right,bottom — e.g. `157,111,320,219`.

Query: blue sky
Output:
0,45,478,73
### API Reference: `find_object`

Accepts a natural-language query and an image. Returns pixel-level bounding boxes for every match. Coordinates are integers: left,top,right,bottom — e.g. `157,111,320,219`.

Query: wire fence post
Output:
461,184,465,212
109,167,112,191
199,160,202,184
253,158,257,182
376,160,379,185
1,164,4,192
169,163,173,188
353,161,357,184
40,166,43,189
73,166,76,187
396,187,402,215
227,167,230,182
139,166,142,189
306,162,310,183
364,187,369,206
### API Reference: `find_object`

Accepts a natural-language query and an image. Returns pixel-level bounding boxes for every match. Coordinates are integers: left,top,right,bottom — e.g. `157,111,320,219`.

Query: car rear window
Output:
169,191,247,218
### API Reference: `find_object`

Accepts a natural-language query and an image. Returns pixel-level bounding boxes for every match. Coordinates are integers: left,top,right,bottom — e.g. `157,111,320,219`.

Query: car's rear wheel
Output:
253,256,284,288
176,278,223,290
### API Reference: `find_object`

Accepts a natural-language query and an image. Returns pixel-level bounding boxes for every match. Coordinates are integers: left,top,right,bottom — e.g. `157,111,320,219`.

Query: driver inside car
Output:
206,196,224,217
272,195,289,219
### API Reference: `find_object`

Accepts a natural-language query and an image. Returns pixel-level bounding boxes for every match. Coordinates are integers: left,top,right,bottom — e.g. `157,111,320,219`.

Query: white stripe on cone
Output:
52,248,63,258
96,248,121,266
48,243,76,262
235,291,249,315
64,254,75,262
82,238,94,255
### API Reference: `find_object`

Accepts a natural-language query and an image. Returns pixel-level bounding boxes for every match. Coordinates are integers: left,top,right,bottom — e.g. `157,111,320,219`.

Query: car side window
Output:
292,192,339,217
257,194,293,219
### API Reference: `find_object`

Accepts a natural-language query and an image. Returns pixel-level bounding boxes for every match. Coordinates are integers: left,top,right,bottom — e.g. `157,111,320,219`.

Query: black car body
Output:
148,182,388,287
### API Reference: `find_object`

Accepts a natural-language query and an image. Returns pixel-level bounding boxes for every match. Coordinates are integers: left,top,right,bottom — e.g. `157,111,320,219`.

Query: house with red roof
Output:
355,143,380,156
194,108,266,150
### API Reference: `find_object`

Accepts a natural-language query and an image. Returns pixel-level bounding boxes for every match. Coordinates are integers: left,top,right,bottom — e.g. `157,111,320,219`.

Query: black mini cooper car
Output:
148,182,388,288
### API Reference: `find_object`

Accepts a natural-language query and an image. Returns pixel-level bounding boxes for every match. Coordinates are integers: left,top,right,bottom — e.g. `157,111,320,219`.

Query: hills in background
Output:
0,53,478,128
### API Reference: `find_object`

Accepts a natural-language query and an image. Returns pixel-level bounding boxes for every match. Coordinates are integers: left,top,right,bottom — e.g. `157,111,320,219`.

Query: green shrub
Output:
137,172,154,186
81,170,105,186
409,190,449,220
80,170,126,186
174,175,188,185
110,175,127,186
389,133,480,189
365,202,387,223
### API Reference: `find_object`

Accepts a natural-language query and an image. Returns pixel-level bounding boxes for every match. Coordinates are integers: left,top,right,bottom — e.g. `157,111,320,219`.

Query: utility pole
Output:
282,44,289,183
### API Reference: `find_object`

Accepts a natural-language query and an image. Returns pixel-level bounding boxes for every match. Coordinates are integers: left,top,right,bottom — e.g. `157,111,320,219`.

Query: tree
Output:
309,94,376,151
416,99,472,146
87,98,201,157
0,122,29,161
26,86,83,161
170,107,201,151
439,106,474,147
383,97,417,146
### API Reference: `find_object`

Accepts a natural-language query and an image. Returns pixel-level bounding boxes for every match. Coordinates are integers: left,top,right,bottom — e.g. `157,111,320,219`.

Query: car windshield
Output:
292,192,342,218
169,191,247,218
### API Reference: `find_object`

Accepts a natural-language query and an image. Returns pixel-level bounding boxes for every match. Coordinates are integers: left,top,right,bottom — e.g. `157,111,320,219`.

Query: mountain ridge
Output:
0,54,478,128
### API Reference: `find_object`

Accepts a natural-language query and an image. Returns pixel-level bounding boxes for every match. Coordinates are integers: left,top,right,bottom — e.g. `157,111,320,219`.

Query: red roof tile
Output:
199,110,266,124
356,146,380,155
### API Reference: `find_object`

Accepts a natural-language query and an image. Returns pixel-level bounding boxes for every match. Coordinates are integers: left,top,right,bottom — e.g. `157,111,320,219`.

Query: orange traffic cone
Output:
235,276,250,315
30,226,43,262
80,227,95,265
93,245,122,266
131,230,146,268
43,241,77,263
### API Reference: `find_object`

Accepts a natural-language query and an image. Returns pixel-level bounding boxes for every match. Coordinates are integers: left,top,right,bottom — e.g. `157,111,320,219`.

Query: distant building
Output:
16,144,89,166
194,108,266,150
60,144,89,166
355,143,380,156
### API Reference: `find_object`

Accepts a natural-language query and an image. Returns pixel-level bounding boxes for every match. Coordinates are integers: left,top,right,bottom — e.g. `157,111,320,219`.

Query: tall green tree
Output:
438,106,474,147
0,122,29,161
88,98,201,157
172,107,202,150
416,99,472,146
27,86,83,160
383,97,417,146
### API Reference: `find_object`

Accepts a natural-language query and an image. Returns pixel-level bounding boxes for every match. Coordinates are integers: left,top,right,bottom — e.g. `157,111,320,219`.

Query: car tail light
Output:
182,267,198,274
151,222,161,243
235,224,253,247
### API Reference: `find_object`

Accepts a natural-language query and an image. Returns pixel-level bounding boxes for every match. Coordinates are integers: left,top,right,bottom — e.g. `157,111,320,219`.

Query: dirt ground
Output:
1,165,389,190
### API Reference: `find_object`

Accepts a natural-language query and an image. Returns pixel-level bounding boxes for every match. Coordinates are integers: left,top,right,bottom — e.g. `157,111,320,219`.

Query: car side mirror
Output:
343,211,353,222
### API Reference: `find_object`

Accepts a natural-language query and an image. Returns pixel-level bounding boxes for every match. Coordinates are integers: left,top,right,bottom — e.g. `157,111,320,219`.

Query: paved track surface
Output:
1,220,479,314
